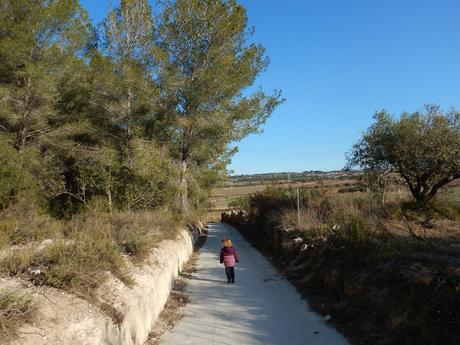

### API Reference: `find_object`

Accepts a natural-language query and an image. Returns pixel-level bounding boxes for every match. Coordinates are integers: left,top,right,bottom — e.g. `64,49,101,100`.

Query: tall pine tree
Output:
0,0,91,152
154,0,283,211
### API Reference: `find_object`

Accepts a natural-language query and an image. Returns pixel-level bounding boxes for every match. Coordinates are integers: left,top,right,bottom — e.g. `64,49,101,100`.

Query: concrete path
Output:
159,223,349,345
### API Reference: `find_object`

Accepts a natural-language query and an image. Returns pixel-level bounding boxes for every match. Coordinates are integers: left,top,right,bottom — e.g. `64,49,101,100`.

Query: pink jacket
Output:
220,246,239,268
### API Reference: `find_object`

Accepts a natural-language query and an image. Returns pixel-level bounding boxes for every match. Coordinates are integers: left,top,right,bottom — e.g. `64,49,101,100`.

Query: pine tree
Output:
154,0,283,211
87,0,174,210
0,0,91,152
0,0,92,207
98,0,156,152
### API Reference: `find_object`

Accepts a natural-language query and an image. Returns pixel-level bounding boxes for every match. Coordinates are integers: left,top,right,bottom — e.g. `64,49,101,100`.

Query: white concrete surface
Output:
160,223,349,345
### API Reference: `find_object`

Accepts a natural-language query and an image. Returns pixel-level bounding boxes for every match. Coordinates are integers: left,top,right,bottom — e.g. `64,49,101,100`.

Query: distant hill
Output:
228,170,361,185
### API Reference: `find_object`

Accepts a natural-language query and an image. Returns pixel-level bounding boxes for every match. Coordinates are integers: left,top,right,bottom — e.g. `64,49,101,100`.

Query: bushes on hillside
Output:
0,208,178,295
0,202,62,248
222,186,460,345
1,228,130,293
0,138,39,210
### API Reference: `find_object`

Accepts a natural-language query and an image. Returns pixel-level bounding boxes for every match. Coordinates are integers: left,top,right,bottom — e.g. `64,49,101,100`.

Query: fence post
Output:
296,186,300,226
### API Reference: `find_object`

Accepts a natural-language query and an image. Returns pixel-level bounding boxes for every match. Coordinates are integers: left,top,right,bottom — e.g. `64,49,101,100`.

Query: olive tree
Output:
347,105,460,205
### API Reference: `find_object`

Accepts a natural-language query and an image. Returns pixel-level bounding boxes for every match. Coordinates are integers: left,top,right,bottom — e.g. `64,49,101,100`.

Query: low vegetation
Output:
0,207,181,295
0,291,36,341
0,202,62,248
223,183,460,344
212,174,362,211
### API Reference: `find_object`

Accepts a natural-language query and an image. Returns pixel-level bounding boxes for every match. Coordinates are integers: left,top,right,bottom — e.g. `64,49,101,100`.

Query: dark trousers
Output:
225,266,235,282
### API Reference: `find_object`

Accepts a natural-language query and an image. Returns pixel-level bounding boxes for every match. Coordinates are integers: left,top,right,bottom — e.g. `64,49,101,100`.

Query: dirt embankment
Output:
222,211,460,345
2,223,206,345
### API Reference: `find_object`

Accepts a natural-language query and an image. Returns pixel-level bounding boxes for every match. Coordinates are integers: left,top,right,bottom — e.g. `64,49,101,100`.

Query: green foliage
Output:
0,0,281,217
0,137,38,209
348,105,460,204
67,209,178,258
0,1,288,312
31,234,130,290
340,215,371,244
0,0,92,152
428,187,460,220
154,0,283,211
228,195,251,210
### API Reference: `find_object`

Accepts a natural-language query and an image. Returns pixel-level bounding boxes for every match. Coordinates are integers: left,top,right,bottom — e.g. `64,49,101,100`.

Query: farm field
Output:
210,174,362,211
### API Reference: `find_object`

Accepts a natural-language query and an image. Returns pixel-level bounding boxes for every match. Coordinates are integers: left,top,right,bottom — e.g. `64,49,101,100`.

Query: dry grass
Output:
210,178,363,211
66,208,178,260
0,208,181,296
265,184,460,242
0,203,62,248
222,183,460,345
0,291,36,341
1,233,131,294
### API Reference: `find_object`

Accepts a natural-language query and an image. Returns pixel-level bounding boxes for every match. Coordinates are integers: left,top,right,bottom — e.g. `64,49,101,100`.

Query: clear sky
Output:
80,0,460,174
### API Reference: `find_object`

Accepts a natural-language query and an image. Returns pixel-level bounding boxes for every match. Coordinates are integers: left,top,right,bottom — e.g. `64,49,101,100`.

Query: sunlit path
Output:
160,223,349,345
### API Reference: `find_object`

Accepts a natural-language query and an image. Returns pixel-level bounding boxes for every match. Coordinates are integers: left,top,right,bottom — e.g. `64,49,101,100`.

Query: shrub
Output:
1,250,34,276
302,224,331,242
1,227,132,294
433,188,460,220
67,209,177,258
0,137,38,210
30,234,131,291
0,202,62,247
110,211,169,258
1,208,179,295
338,185,367,193
0,291,36,341
341,214,371,244
228,195,251,211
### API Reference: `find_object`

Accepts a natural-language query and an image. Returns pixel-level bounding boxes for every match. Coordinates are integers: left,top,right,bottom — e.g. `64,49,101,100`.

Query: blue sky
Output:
80,0,460,174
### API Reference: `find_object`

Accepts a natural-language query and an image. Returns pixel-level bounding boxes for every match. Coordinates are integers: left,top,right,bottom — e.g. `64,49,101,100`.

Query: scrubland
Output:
223,181,460,344
0,202,192,341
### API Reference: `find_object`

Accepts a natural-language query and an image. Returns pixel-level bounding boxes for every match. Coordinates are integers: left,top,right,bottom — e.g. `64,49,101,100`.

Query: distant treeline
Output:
228,170,360,185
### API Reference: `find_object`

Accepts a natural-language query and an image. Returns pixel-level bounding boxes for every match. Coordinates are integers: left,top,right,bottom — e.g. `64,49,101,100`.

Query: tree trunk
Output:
179,159,188,213
15,78,32,153
15,124,27,153
126,87,133,142
106,188,113,212
125,86,134,168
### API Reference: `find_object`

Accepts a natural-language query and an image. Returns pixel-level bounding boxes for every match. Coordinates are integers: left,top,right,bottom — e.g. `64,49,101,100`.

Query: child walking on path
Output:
220,238,239,283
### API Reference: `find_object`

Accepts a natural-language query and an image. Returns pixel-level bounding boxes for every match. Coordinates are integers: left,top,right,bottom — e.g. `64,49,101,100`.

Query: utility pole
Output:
296,186,300,226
